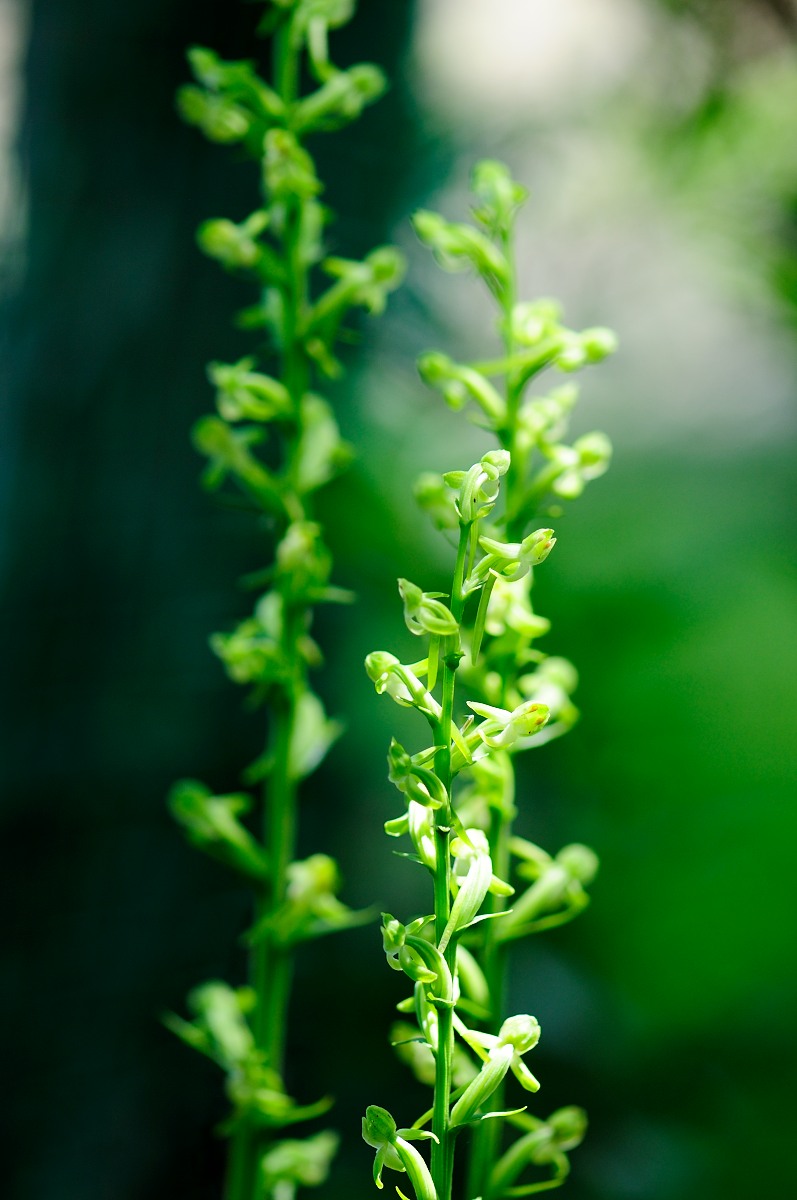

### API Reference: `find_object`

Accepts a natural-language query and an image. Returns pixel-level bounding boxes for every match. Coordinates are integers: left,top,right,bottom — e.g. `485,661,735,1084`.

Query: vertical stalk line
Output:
226,22,308,1200
467,231,525,1200
431,525,469,1200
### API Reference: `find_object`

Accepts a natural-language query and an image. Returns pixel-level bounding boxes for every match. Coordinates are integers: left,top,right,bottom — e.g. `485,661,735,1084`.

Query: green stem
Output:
467,226,525,1200
225,23,308,1200
430,523,470,1200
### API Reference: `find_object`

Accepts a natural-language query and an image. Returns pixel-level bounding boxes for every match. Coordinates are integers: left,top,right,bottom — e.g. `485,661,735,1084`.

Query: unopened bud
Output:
498,1013,541,1053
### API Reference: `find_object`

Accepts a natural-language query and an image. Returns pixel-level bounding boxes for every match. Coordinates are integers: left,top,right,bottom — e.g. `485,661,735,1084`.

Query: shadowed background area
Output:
1,1,796,1199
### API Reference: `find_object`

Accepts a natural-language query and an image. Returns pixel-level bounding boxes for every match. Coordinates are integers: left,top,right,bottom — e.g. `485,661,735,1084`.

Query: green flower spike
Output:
450,1014,541,1128
362,1105,438,1200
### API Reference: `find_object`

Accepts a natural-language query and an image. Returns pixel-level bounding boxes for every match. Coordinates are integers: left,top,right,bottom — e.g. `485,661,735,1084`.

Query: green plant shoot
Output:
363,161,616,1200
166,4,404,1199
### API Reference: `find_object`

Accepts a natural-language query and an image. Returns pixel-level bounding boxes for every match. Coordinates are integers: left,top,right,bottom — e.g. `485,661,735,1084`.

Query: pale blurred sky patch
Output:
414,0,652,123
404,0,797,455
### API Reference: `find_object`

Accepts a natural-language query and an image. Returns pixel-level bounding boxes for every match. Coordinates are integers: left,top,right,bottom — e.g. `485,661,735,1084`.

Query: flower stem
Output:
467,226,524,1200
431,522,470,1200
225,20,308,1200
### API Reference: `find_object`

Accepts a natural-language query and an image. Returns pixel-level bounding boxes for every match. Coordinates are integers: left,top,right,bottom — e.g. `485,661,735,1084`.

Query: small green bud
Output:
192,415,279,506
398,578,459,638
535,656,579,693
260,1130,339,1191
557,327,617,372
263,129,321,200
413,210,509,296
482,448,511,474
485,577,551,641
571,431,612,492
287,853,339,904
198,212,269,271
365,651,400,684
381,913,406,959
498,1014,541,1053
312,247,405,332
387,739,446,809
276,521,332,601
521,528,556,566
408,801,437,870
445,451,510,525
556,843,599,886
581,326,618,362
414,473,459,530
208,357,291,422
548,1106,588,1152
177,86,252,143
169,779,269,881
471,159,528,235
418,352,504,422
185,47,284,120
510,298,564,346
293,63,386,132
468,699,550,750
475,528,556,586
186,981,254,1069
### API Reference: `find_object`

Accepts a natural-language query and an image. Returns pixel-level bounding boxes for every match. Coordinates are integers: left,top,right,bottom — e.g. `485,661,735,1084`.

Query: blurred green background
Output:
1,1,796,1198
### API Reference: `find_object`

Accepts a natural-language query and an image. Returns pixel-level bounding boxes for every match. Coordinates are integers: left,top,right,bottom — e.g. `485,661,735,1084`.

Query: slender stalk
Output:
174,8,404,1200
366,159,610,1200
466,229,524,1200
430,524,470,1200
227,22,307,1200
